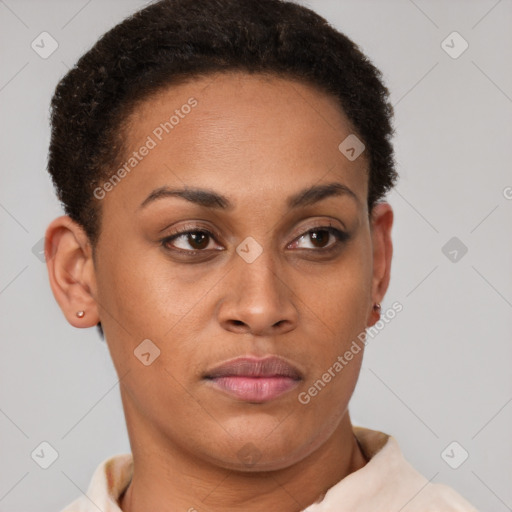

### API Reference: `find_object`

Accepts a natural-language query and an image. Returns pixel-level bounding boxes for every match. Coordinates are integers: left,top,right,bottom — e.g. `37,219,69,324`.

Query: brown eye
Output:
162,229,219,252
292,227,348,251
309,229,331,248
186,231,210,250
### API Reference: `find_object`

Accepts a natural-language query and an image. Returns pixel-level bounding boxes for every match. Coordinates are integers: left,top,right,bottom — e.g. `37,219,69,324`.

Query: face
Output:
55,72,392,471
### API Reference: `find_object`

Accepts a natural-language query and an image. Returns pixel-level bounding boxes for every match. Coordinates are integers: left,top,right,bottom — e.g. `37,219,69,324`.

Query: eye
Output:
289,226,349,251
161,228,222,253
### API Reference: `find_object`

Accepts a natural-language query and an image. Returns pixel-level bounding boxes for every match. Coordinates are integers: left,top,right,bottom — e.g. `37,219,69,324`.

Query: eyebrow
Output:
138,182,359,211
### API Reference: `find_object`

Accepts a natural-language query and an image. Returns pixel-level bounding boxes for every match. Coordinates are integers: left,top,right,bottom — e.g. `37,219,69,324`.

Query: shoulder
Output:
355,427,478,511
58,453,133,512
303,426,478,512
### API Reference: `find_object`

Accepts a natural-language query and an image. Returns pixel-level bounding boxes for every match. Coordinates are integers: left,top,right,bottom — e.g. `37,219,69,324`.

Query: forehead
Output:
105,71,369,213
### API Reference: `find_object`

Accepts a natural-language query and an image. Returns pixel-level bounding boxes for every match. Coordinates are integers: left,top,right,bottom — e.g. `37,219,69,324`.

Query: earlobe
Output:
44,215,99,328
367,202,394,326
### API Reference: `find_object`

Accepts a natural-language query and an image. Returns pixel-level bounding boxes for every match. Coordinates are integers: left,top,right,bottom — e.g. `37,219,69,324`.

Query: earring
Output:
76,311,85,318
373,303,381,312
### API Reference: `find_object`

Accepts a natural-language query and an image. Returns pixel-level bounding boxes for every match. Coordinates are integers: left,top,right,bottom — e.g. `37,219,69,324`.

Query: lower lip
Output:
207,376,300,402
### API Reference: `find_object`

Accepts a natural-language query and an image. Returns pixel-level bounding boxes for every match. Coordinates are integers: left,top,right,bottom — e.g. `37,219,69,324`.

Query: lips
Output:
205,356,302,379
204,356,302,402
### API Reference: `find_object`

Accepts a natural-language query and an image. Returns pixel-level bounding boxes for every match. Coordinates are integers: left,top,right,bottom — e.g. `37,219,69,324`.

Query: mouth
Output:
203,356,303,403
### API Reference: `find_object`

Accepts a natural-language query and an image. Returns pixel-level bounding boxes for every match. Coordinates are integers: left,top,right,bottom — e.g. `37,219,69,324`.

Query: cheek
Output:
93,244,228,389
293,239,372,406
297,352,363,442
95,239,212,338
299,240,373,333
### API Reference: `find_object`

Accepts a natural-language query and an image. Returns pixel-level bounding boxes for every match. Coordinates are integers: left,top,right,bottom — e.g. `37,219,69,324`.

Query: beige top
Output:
59,426,478,511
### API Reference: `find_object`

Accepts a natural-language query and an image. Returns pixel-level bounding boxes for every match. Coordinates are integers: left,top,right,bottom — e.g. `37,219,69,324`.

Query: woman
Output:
44,0,478,510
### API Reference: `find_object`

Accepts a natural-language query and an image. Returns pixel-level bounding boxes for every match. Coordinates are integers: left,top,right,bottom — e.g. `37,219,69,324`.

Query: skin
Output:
45,72,393,511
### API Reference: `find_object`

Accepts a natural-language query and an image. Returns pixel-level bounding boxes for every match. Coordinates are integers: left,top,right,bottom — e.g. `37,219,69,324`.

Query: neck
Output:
118,407,367,512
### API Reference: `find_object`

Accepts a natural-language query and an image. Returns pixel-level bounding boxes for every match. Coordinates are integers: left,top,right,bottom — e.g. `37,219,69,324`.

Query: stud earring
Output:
76,311,85,318
373,303,381,312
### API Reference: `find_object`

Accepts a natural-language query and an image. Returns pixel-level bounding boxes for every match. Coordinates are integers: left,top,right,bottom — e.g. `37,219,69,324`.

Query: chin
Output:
199,426,316,473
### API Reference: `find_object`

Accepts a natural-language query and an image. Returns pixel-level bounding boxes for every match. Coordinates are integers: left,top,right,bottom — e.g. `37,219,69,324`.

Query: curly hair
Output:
47,0,398,338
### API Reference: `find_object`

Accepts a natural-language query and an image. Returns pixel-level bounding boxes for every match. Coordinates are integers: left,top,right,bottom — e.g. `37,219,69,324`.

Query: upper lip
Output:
204,356,303,380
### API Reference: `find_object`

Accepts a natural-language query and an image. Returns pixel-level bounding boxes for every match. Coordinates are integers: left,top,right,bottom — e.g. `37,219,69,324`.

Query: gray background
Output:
0,0,511,510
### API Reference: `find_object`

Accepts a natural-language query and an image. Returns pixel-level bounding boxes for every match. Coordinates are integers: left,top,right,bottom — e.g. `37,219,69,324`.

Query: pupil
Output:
310,230,328,248
189,232,208,249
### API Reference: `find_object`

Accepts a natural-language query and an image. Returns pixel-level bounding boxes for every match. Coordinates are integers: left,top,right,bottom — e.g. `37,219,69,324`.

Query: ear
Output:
367,202,393,326
44,215,99,328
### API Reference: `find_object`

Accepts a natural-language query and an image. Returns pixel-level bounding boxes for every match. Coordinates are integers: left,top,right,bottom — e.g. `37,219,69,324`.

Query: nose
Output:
216,247,299,337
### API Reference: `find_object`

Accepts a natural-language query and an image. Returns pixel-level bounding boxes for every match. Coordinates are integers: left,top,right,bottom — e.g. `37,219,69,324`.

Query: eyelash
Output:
160,224,349,256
